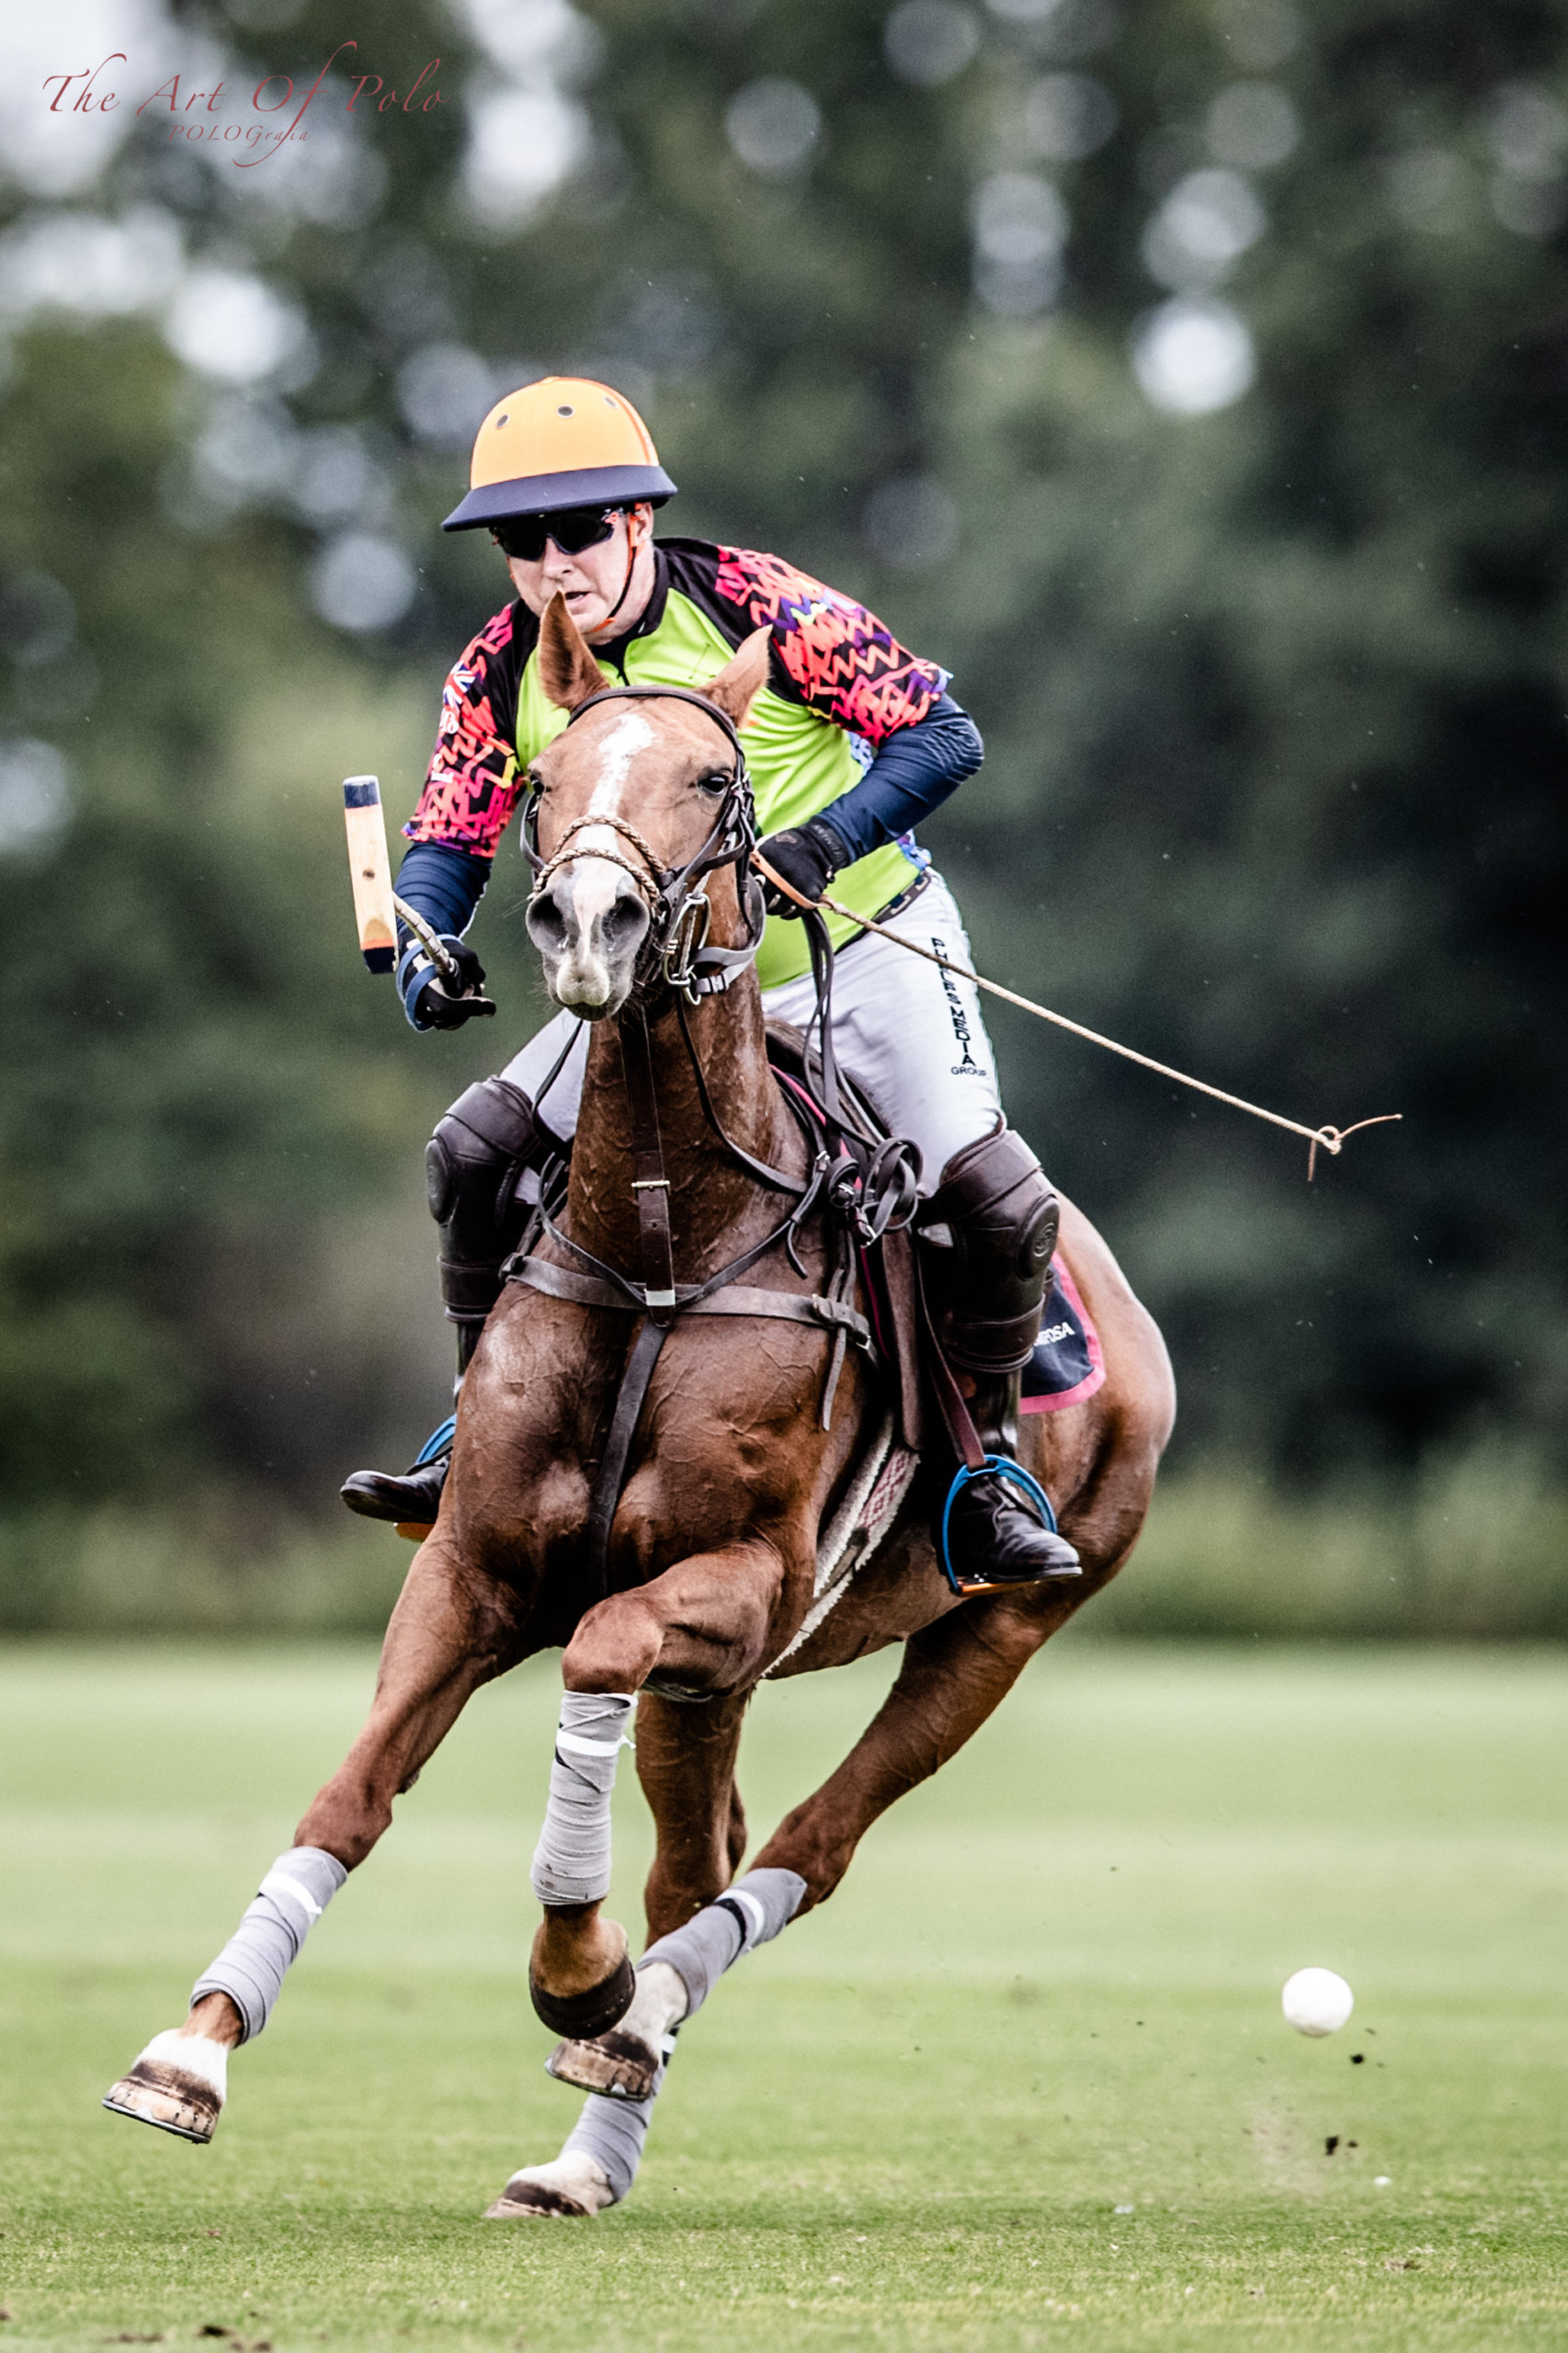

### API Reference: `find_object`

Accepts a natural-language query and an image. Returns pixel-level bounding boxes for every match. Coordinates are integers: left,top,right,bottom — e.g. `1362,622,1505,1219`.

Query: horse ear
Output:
700,627,771,731
537,591,611,710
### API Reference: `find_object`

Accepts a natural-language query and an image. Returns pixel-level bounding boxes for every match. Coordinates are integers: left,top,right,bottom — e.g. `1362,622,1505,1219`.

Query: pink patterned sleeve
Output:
403,606,524,857
713,545,946,744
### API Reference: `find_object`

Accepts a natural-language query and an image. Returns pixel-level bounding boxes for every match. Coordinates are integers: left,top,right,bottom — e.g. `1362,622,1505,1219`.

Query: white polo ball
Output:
1281,1967,1354,2037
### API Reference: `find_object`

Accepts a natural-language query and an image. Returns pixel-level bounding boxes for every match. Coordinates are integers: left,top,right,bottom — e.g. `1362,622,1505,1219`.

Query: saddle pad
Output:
1021,1258,1106,1415
766,1409,919,1676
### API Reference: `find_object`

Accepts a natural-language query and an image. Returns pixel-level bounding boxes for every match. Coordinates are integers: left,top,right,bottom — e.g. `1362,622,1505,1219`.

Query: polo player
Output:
342,377,1080,1587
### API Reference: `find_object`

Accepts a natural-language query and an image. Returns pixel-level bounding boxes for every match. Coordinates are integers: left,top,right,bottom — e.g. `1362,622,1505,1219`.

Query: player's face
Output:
502,504,654,641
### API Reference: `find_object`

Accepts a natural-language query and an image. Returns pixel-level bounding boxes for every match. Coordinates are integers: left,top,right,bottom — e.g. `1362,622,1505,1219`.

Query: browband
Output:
565,682,746,765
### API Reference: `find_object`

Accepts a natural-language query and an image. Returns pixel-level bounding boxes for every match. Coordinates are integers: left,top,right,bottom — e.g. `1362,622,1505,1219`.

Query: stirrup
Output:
938,1454,1077,1594
410,1414,457,1468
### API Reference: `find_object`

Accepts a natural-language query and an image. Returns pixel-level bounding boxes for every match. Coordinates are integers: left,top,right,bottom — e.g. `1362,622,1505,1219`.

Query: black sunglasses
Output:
492,506,622,563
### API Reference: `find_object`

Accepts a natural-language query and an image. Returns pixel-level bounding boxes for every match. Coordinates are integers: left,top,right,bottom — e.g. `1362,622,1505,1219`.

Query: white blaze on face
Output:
553,710,654,1006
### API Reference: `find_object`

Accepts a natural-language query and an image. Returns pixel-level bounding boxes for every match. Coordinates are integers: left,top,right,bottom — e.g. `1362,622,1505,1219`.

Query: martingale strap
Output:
506,998,868,1608
579,1316,668,1591
618,1005,677,1324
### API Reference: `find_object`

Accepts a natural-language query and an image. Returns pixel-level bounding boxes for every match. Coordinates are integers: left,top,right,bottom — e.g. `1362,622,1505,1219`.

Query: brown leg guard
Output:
426,1076,569,1371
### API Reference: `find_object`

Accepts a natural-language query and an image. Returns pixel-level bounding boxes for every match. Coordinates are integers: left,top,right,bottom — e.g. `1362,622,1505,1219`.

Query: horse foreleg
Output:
103,1538,528,2142
525,1540,783,2048
751,1595,1062,1905
540,1684,757,2105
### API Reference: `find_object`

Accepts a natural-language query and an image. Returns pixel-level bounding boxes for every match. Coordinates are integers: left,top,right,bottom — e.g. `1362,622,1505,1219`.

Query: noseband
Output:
522,683,767,1003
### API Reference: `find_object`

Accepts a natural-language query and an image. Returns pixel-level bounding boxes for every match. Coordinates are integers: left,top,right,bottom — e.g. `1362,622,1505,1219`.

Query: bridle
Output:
521,683,767,1005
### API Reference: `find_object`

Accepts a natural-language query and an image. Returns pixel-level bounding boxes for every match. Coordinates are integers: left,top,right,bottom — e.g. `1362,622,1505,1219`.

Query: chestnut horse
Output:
105,598,1174,2216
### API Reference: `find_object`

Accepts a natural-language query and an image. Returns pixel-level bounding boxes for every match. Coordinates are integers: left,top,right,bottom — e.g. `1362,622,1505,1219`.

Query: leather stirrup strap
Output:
915,1255,987,1474
577,1006,679,1603
618,1005,677,1324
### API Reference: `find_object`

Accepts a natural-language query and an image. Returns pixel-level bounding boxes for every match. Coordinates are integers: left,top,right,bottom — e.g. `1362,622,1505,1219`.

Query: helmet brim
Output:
442,463,677,533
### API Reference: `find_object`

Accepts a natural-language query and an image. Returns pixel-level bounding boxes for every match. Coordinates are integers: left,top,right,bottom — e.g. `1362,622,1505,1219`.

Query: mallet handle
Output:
343,776,397,974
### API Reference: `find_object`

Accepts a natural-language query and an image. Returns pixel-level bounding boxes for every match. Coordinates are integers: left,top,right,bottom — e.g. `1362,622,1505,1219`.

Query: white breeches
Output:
501,870,1003,1194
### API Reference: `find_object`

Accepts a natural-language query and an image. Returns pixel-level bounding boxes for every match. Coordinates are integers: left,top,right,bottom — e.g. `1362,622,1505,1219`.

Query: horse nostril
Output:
526,892,566,949
599,891,649,954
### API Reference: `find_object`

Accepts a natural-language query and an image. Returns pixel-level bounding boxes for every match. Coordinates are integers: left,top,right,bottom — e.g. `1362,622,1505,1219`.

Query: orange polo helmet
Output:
441,376,676,532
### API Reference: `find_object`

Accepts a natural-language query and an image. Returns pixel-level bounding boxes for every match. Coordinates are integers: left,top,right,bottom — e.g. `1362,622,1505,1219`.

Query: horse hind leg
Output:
543,1869,803,2101
486,2086,656,2221
488,1872,804,2221
544,1960,685,2103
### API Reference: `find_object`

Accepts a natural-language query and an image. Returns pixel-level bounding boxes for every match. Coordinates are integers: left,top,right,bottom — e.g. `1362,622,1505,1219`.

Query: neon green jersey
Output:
405,536,948,989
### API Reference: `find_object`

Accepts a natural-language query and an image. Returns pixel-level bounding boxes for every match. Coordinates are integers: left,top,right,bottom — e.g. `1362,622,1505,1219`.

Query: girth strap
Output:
510,1239,876,1609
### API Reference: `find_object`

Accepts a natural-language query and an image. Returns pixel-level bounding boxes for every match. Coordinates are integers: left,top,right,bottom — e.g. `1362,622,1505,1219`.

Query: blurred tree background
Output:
0,0,1563,1633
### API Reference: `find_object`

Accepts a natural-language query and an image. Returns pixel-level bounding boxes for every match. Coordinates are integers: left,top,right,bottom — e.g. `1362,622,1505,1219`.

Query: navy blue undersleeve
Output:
394,840,490,938
812,694,983,864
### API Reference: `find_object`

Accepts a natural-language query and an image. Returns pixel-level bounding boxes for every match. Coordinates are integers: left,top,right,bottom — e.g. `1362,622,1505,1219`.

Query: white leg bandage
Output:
530,1691,635,1907
642,1867,807,2017
190,1846,347,2042
552,1870,807,2207
561,2084,661,2207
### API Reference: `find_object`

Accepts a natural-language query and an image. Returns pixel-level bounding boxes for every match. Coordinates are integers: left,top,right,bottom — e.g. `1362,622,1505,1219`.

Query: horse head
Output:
523,595,772,1020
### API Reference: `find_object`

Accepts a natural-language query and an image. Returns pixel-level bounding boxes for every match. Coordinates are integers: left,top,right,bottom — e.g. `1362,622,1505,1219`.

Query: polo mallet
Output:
342,775,494,1015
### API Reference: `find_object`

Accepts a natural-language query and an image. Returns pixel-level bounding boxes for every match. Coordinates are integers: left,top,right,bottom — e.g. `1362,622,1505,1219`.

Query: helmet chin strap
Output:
586,513,647,642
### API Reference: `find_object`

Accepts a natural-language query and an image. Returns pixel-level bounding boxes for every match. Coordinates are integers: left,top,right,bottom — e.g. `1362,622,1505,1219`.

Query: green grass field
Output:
1,1637,1564,2350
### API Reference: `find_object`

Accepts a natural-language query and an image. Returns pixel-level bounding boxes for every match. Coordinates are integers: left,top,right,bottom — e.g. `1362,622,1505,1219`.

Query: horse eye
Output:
696,768,730,795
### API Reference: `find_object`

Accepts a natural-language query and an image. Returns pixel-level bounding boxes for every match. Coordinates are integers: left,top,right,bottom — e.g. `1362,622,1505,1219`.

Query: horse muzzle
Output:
526,859,652,1018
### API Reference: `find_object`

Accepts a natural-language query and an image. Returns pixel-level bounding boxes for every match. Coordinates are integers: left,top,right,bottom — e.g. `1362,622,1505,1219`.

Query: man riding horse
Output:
343,376,1080,1588
103,385,1175,2205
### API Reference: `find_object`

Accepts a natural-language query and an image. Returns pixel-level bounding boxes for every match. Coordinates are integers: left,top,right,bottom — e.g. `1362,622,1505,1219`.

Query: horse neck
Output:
567,977,800,1279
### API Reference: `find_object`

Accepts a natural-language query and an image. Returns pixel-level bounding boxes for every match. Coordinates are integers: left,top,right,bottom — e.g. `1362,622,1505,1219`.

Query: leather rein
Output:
507,682,916,1605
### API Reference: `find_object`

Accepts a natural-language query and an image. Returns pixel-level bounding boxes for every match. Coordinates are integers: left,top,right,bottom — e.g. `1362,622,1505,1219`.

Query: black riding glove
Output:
755,816,846,918
397,932,495,1031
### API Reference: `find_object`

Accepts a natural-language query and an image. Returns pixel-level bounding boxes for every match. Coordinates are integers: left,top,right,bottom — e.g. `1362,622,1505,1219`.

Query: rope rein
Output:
752,856,1401,1182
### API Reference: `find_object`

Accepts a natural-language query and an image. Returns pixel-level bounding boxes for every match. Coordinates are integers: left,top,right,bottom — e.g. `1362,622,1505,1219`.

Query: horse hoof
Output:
545,2026,660,2103
483,2155,610,2220
102,2031,228,2144
528,1949,636,2040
